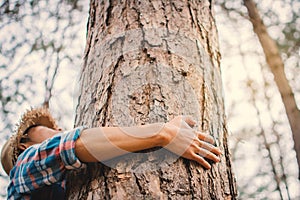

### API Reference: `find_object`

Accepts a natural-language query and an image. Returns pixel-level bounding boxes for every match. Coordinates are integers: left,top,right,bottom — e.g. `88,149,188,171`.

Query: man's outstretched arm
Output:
75,116,222,169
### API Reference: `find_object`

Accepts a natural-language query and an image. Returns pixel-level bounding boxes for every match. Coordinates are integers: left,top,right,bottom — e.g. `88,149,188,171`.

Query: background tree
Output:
244,0,300,180
66,0,237,199
216,0,300,198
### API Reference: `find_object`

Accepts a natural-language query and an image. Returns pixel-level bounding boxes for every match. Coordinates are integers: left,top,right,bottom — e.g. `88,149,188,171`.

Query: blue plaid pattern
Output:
7,126,86,200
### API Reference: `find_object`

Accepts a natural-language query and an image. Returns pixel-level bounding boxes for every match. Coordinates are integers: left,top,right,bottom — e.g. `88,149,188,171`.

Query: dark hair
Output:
18,124,41,154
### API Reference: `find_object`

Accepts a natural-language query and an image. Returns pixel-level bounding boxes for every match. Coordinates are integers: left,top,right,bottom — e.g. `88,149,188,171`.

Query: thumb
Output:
183,115,197,128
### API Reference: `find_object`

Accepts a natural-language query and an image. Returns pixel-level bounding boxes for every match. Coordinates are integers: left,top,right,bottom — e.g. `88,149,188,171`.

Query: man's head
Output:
1,107,59,175
18,125,62,152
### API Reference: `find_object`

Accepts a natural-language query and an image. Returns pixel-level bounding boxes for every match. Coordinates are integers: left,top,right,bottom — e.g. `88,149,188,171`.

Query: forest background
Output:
0,0,299,199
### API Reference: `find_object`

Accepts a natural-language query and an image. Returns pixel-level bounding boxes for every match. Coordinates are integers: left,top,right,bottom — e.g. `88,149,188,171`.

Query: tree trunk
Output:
244,0,300,179
67,0,237,199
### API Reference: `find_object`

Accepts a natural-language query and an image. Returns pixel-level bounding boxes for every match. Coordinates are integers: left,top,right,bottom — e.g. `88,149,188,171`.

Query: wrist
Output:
130,123,168,147
157,123,174,147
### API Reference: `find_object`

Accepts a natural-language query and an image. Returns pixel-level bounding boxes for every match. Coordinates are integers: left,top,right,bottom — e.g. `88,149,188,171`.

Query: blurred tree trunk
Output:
244,0,300,179
66,0,237,199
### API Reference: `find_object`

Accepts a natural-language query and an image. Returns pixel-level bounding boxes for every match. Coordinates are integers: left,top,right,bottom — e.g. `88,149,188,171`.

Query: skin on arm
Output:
75,124,165,162
75,116,222,169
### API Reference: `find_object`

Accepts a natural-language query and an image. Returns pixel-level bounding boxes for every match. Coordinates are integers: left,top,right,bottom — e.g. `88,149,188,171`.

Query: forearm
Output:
75,123,166,162
75,116,222,170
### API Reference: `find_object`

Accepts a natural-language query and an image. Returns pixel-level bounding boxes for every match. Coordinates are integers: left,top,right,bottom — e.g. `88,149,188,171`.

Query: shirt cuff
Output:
59,126,87,170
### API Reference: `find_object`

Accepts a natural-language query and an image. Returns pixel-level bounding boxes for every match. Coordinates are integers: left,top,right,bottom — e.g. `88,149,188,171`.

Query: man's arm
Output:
75,116,221,169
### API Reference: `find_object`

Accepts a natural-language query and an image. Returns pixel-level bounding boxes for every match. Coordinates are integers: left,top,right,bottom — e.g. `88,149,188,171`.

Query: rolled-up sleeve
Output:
59,126,87,170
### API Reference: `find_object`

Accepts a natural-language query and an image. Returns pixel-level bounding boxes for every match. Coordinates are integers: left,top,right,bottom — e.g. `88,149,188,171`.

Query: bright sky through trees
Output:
0,0,299,199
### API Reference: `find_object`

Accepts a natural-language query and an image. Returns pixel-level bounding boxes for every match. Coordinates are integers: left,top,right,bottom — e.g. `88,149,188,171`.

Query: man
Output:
1,107,222,199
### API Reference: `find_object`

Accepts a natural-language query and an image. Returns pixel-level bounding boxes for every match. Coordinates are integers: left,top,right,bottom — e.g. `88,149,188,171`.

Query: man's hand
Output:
161,116,222,169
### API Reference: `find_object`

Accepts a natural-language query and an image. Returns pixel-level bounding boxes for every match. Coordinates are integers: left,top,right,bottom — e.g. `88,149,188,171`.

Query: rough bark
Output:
244,0,300,179
67,0,237,199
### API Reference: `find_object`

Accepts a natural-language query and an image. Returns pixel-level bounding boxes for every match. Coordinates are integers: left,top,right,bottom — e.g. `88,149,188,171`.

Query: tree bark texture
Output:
244,0,300,179
67,0,237,199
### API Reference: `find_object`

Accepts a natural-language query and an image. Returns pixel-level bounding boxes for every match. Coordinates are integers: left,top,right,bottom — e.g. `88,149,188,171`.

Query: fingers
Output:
168,115,223,170
197,139,222,155
188,137,222,169
191,153,211,169
195,146,220,162
196,131,215,144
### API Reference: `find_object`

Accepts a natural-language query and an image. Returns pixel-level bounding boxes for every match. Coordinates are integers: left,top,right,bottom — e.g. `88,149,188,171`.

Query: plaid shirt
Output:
7,126,87,200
